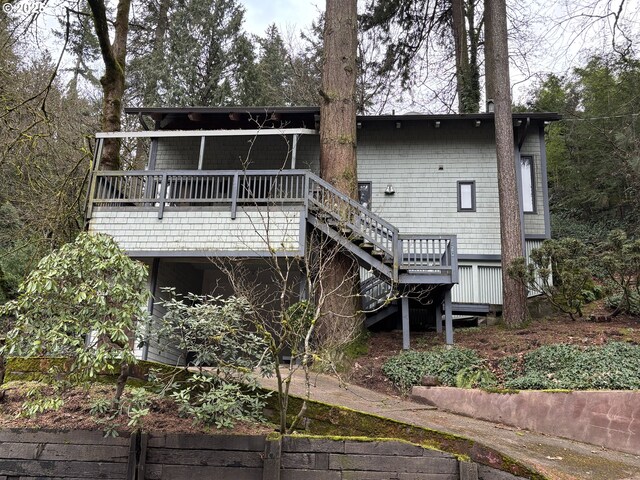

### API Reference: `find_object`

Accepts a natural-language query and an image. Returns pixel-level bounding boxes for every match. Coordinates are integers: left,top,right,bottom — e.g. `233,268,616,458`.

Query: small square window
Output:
457,181,476,212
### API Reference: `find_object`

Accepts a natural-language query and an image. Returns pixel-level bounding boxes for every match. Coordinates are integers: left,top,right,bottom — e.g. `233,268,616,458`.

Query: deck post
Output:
444,288,453,345
291,134,299,169
436,301,443,334
402,296,410,350
231,172,239,219
158,172,168,219
85,138,103,221
142,258,160,361
197,136,205,170
145,139,158,205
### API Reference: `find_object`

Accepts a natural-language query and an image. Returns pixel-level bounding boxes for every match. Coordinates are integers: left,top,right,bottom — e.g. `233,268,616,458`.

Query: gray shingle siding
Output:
133,121,548,256
357,121,501,255
89,207,302,254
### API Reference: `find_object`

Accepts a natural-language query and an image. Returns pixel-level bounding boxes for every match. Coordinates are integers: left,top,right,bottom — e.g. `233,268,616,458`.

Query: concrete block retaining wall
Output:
411,387,640,456
0,430,528,479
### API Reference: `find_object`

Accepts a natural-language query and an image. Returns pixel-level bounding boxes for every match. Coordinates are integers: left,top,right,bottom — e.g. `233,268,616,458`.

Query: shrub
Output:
0,233,148,404
598,230,640,317
382,346,494,392
606,292,640,316
509,238,594,320
504,342,640,390
155,290,273,428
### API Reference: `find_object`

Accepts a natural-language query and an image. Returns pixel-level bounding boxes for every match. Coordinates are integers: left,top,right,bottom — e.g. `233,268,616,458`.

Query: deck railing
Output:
88,168,457,284
88,170,308,219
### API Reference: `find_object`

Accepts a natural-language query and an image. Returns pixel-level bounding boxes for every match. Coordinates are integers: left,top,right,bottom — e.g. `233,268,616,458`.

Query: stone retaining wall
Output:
0,430,529,479
411,387,640,456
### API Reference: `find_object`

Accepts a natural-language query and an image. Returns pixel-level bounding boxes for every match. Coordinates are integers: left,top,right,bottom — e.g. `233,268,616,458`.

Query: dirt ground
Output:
1,302,638,434
0,382,273,435
348,306,640,396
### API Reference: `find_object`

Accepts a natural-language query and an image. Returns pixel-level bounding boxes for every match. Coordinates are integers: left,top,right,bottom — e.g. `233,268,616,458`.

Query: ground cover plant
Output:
501,341,640,390
382,346,495,393
381,340,640,393
350,306,640,396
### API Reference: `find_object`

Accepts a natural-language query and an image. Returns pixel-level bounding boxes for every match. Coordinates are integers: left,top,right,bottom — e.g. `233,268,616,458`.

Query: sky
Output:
240,0,322,37
10,0,639,113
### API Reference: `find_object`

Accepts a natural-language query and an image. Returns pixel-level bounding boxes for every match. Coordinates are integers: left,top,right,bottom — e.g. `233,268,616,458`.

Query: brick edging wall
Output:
411,387,640,455
0,429,531,479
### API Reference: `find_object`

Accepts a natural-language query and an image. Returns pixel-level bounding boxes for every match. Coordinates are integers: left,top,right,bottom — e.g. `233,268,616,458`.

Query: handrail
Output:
306,172,400,281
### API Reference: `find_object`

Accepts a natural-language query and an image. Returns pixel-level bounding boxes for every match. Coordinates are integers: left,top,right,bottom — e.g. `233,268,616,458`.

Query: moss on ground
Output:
3,356,187,386
264,392,548,480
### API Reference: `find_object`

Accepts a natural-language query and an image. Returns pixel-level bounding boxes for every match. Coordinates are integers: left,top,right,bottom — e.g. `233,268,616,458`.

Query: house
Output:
86,106,560,365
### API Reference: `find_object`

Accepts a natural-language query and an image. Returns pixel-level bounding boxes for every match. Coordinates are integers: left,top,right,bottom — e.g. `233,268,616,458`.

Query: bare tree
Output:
485,0,527,325
213,224,362,433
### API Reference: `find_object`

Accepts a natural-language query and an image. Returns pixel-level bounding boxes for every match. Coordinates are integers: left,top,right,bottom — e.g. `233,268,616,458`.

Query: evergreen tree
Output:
318,0,362,349
252,24,292,106
527,56,640,238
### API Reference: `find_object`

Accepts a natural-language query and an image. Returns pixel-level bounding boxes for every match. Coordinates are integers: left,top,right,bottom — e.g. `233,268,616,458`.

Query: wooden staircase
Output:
304,173,458,345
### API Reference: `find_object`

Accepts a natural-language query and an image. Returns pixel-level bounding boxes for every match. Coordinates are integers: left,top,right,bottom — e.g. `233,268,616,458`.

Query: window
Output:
520,156,535,213
457,181,476,212
358,182,372,209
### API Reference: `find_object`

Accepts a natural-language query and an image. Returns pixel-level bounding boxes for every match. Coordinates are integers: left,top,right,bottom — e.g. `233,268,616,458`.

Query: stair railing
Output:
360,275,393,311
306,173,400,281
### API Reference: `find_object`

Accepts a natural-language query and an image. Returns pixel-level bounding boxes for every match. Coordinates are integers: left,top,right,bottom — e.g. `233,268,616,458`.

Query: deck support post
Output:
444,288,453,345
402,296,410,350
291,134,299,169
142,258,160,361
436,302,443,334
231,172,239,220
197,136,205,170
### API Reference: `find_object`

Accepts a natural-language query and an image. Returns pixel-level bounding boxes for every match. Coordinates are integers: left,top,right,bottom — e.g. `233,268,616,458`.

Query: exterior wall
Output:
150,122,548,259
451,262,503,305
89,207,303,255
155,134,320,172
138,260,203,365
451,240,546,305
108,119,552,308
357,121,501,255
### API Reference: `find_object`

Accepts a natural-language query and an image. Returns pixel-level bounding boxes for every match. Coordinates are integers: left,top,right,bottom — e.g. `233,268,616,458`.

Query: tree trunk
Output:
451,0,480,113
318,0,362,350
452,0,468,113
88,0,132,171
483,0,495,107
484,0,527,326
144,0,170,106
